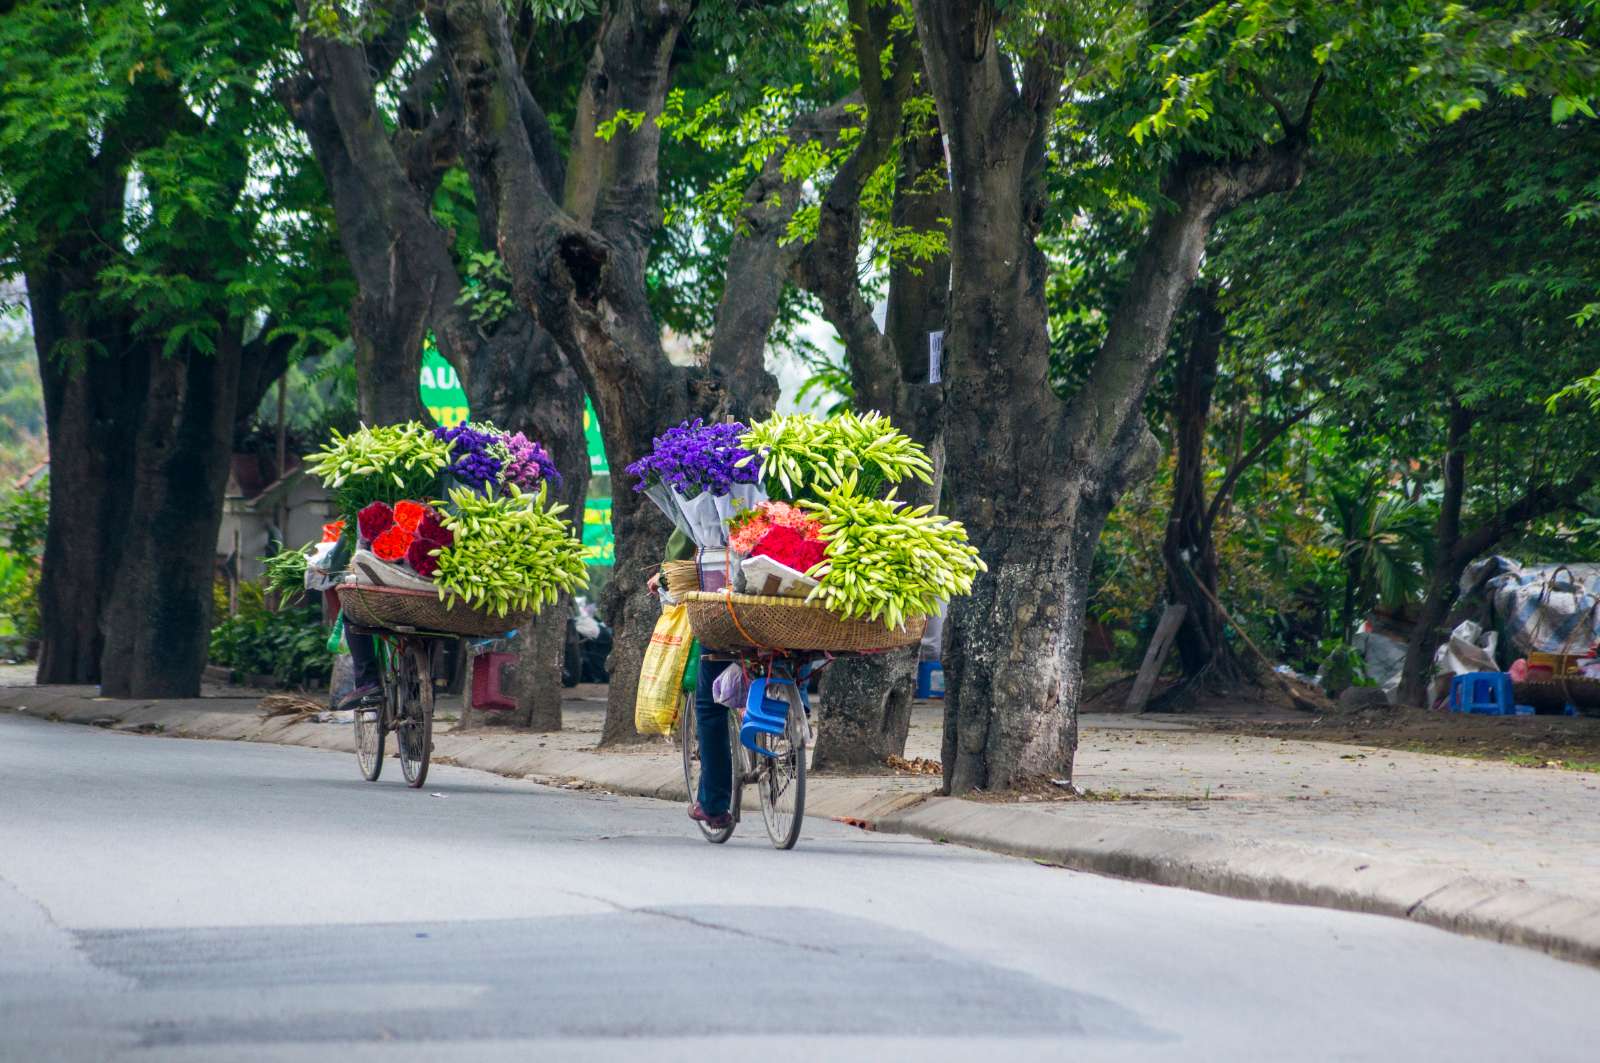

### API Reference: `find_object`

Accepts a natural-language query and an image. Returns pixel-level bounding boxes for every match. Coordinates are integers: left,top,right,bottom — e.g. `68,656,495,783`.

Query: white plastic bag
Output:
1429,620,1500,707
713,665,750,710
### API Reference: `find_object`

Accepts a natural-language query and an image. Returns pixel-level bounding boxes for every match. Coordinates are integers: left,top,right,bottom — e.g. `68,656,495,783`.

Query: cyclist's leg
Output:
694,660,734,815
338,613,383,710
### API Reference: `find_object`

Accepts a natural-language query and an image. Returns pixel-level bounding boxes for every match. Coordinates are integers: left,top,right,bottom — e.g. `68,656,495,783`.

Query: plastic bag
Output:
681,638,702,693
712,663,750,710
635,604,693,735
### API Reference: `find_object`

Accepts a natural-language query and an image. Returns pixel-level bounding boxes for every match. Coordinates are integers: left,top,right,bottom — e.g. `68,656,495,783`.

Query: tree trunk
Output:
99,337,243,698
941,519,1100,790
1159,284,1241,686
462,317,590,731
814,653,918,771
428,0,792,748
1399,402,1470,708
29,270,144,685
913,0,1306,792
801,60,948,770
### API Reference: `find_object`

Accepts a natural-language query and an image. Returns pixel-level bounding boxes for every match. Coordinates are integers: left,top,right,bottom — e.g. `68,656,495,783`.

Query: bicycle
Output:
677,654,813,850
354,631,446,788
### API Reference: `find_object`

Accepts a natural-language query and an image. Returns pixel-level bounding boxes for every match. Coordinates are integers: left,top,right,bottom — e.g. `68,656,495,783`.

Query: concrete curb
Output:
7,689,1599,968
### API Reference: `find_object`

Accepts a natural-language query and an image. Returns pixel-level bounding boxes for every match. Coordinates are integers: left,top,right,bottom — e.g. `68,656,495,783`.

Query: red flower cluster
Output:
750,524,827,574
356,500,455,576
357,501,394,542
320,519,346,543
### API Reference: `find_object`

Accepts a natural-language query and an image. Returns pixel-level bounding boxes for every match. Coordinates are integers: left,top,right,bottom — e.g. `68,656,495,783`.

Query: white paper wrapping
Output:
641,482,696,540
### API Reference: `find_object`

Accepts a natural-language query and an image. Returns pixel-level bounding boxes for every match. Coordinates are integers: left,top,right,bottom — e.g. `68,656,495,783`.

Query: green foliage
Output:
1324,482,1432,616
0,319,45,480
0,478,48,560
209,590,333,688
740,410,933,502
801,477,986,630
431,483,590,616
0,479,47,641
0,0,350,368
457,252,516,330
794,346,855,417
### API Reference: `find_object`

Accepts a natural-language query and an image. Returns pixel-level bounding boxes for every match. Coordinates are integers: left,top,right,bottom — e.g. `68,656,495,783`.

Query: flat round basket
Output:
1514,674,1600,716
681,590,925,654
340,583,533,638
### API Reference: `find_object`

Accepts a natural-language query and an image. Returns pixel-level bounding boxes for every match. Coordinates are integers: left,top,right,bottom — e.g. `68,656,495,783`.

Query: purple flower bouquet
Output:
626,419,766,547
434,423,564,496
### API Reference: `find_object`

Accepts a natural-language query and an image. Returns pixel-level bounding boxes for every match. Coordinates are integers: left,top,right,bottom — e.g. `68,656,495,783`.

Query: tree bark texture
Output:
429,0,804,746
462,317,590,731
288,12,589,728
29,268,143,685
287,12,477,426
913,0,1308,791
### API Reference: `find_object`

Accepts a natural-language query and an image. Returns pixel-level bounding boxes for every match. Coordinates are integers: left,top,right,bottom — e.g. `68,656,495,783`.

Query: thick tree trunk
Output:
29,271,144,685
99,337,243,698
462,318,590,731
942,519,1100,790
913,0,1306,792
812,124,950,771
287,22,473,426
428,0,791,747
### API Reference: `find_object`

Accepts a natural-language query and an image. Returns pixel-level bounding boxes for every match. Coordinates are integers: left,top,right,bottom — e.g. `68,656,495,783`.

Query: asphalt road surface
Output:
2,713,1597,1062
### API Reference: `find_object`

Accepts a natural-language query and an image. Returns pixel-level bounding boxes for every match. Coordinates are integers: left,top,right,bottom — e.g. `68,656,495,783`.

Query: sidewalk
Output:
4,677,1598,968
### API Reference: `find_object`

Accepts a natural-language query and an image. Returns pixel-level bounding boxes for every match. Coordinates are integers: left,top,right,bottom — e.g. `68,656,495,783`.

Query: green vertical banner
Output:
420,341,470,427
419,339,613,567
581,397,614,565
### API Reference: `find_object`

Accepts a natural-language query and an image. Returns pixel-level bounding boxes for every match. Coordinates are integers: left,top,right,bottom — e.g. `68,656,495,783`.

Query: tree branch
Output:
794,1,922,404
705,95,860,411
1201,399,1320,536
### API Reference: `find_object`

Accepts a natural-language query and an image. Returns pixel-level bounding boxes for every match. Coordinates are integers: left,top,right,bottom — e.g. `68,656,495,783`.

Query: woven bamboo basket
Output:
340,583,533,638
681,590,925,653
1514,674,1600,714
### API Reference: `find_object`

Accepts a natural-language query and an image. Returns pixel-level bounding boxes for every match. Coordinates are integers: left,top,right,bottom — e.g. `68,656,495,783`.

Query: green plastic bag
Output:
681,638,701,693
327,612,346,655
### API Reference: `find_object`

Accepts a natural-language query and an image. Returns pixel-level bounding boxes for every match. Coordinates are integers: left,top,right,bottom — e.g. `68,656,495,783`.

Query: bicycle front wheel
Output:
756,685,805,850
394,640,434,788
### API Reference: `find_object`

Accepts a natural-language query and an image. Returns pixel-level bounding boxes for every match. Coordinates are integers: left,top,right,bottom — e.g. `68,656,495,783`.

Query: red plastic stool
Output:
470,651,518,710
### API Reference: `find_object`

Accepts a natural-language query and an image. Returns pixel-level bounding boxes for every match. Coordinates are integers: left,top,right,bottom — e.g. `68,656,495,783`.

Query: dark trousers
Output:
344,613,381,688
696,659,734,815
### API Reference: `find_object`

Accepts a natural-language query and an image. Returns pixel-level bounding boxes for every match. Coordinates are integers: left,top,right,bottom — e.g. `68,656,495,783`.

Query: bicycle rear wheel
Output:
394,640,434,788
756,684,805,850
354,696,384,781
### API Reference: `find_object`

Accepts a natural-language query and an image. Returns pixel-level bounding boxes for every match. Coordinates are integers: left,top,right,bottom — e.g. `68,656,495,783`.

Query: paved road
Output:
2,715,1596,1062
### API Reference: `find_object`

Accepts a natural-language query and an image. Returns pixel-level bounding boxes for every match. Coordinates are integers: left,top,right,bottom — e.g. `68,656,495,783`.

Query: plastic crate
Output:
470,651,518,711
1448,672,1530,716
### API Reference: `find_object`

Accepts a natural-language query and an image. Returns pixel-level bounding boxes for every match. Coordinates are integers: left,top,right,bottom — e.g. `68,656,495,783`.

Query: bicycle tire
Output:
396,639,434,788
757,684,805,850
354,697,384,781
680,693,736,844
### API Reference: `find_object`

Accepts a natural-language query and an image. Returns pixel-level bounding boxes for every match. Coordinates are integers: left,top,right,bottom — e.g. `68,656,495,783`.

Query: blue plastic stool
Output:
741,677,797,756
916,661,945,699
1448,672,1528,716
